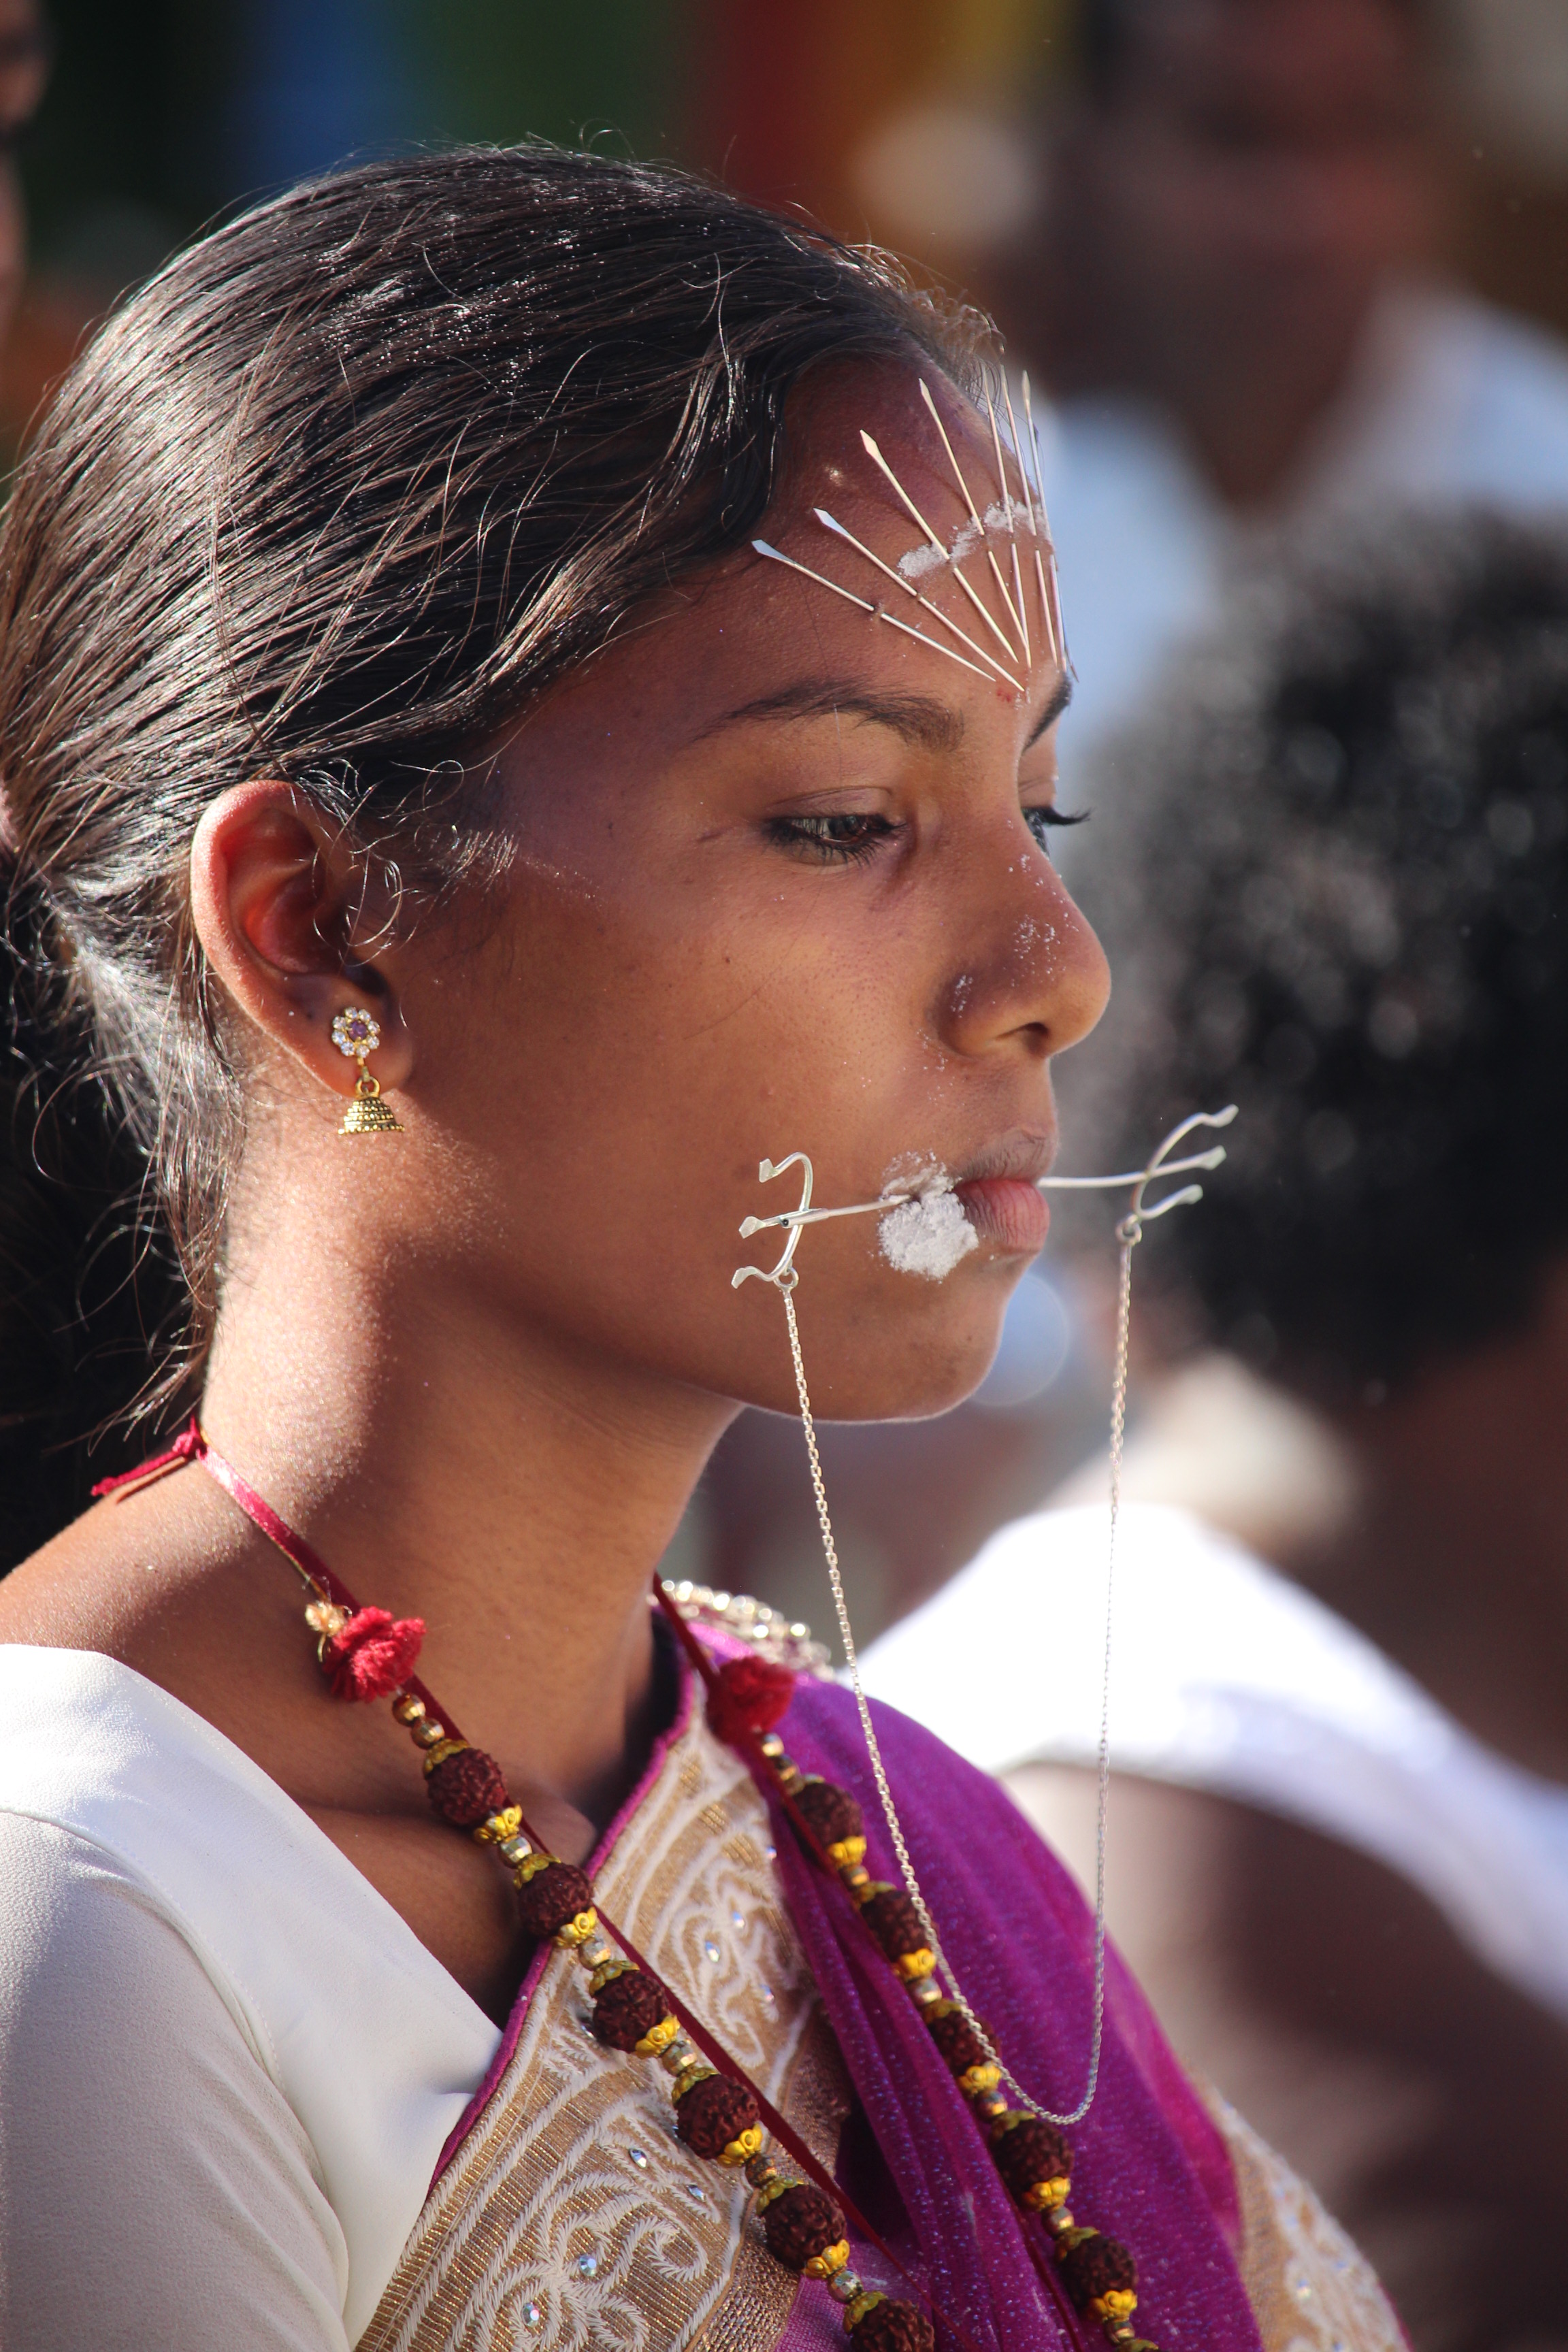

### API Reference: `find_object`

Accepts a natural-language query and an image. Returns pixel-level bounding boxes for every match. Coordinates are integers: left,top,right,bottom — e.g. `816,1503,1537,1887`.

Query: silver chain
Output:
777,1217,1141,2130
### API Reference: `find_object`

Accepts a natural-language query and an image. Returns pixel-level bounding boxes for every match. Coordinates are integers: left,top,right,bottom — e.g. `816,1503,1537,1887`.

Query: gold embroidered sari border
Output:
359,1707,831,2352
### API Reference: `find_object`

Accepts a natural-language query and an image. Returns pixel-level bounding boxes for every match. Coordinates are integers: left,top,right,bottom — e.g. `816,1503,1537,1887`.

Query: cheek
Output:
414,874,1018,1419
431,878,841,1269
494,863,906,1134
507,885,777,1115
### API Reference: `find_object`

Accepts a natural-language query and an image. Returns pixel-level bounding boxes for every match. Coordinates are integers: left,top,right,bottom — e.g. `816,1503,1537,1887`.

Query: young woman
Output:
0,148,1400,2352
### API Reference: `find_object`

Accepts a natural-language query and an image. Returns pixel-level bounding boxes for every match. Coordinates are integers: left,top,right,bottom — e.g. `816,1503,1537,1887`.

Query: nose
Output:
932,831,1110,1065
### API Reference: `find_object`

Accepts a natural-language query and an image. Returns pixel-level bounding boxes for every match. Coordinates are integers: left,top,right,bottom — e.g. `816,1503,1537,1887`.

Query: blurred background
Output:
14,7,1568,2335
14,0,1568,1645
12,0,1568,453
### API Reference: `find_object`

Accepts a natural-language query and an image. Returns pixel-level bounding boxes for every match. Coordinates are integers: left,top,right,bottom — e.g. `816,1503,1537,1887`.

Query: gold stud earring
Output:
331,1005,403,1136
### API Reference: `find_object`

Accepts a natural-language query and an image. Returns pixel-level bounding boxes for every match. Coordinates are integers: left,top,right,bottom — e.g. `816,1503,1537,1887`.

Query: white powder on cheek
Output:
878,1188,979,1281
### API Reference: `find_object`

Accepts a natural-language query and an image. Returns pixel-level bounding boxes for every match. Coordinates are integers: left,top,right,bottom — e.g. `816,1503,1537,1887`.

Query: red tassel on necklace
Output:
706,1653,796,1745
318,1605,425,1701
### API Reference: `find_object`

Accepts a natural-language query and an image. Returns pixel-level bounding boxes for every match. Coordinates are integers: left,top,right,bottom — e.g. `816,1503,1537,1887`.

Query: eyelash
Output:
1024,806,1083,860
768,813,900,864
768,806,1083,866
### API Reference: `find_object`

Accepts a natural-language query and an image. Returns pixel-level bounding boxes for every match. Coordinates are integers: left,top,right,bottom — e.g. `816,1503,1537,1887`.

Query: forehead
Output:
766,363,1009,555
751,363,1054,706
508,360,1057,783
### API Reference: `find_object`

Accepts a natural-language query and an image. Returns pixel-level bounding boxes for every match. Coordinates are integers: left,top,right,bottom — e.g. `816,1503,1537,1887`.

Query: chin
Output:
815,1300,1012,1424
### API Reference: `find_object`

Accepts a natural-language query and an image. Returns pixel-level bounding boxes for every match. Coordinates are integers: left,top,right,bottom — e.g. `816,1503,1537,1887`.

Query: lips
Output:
952,1176,1050,1256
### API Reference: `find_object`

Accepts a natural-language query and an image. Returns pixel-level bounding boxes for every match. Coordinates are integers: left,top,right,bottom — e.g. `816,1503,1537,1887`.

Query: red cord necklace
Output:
97,1420,1154,2352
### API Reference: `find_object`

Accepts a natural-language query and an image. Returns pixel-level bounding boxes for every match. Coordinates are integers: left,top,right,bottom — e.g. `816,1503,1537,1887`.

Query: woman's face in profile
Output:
401,363,1109,1422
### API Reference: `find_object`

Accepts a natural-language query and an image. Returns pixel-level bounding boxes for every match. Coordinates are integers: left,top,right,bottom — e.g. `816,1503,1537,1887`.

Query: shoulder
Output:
0,1642,496,2343
1439,291,1568,402
0,1799,353,2349
1205,2089,1407,2352
858,1501,1310,1775
0,1639,336,2044
1414,291,1568,497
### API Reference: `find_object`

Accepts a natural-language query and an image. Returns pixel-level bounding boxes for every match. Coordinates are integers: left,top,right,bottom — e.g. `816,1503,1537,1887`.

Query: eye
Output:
767,811,900,864
1023,803,1086,861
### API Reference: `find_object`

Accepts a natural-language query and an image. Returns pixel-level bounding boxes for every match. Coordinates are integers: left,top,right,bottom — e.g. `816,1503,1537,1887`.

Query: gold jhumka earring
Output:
331,1004,403,1136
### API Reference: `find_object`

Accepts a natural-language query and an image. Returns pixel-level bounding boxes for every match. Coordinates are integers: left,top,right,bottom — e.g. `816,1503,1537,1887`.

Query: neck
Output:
200,1198,736,1829
1137,300,1371,510
1167,353,1355,512
1040,184,1386,508
1295,1294,1568,1780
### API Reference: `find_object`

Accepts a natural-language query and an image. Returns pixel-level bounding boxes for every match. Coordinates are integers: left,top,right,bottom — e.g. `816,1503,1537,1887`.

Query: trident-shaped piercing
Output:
731,1154,817,1290
1043,1104,1237,1232
731,1107,1237,1288
728,1103,1237,2134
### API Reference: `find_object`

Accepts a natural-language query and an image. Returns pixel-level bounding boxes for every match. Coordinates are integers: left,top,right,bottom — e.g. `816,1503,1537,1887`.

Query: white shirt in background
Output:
860,1500,1568,2027
1038,282,1568,826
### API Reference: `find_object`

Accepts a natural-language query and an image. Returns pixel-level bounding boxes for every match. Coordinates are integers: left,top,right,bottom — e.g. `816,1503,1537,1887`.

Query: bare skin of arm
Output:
1007,1762,1568,2352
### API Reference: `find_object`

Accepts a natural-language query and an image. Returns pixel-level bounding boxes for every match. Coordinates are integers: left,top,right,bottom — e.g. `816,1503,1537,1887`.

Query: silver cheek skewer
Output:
731,1106,1235,2128
733,1106,1237,1258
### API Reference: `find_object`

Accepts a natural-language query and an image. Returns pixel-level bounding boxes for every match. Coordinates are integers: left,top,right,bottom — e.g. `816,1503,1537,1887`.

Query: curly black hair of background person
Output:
1063,510,1568,1399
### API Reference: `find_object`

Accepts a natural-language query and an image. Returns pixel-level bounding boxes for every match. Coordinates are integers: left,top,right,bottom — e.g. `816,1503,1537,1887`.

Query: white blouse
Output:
0,1647,499,2350
0,1638,1403,2352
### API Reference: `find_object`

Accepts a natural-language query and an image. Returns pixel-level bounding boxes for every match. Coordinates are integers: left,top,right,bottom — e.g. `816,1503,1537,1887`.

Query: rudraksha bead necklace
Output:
95,1421,1163,2352
661,1584,1158,2352
318,1605,942,2352
363,1568,1162,2352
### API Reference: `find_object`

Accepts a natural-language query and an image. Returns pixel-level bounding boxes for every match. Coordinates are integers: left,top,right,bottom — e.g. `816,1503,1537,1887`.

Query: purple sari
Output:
770,1674,1261,2352
399,1643,1267,2352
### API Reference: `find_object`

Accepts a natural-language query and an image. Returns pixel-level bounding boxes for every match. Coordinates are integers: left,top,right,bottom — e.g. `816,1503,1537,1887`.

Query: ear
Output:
189,779,415,1106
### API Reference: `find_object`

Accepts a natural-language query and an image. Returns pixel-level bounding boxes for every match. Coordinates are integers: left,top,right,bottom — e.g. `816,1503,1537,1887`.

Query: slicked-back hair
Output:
0,144,970,1554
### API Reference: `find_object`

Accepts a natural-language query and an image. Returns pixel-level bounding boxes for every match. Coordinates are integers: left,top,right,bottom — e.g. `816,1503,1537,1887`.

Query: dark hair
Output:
1066,509,1568,1397
0,142,970,1562
1079,0,1158,101
1079,0,1431,107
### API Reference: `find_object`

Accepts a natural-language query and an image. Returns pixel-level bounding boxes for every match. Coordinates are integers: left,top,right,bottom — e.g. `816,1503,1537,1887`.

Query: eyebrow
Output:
1027,673,1073,749
701,680,966,753
702,670,1073,756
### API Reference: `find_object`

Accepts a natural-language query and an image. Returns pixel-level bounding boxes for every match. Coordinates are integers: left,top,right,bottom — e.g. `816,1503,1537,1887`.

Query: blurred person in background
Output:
864,511,1568,2350
701,0,1568,1644
0,0,48,340
1017,0,1568,782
